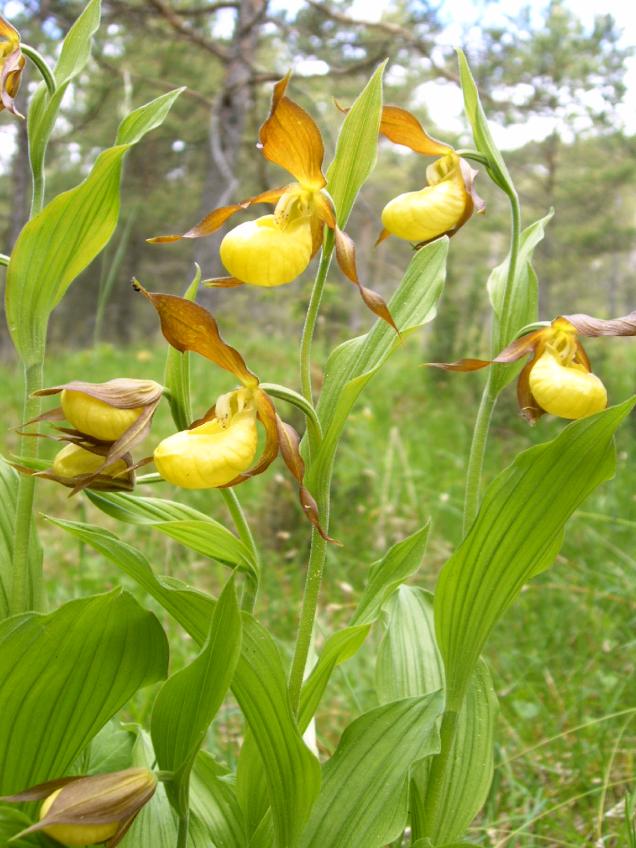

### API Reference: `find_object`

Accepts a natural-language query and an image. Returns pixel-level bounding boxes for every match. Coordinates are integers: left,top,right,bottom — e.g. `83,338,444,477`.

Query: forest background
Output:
1,0,636,842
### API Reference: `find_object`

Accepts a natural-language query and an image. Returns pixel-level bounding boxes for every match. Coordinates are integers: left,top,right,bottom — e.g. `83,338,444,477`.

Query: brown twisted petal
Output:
563,310,636,337
334,227,398,332
133,281,258,387
203,276,245,289
379,106,451,157
275,414,339,544
516,357,545,424
0,47,25,116
259,72,326,191
429,330,544,372
147,186,287,243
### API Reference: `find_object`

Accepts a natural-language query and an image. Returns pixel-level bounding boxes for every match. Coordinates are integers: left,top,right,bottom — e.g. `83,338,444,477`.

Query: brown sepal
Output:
35,379,163,409
133,281,258,387
375,228,391,246
147,186,287,243
517,358,544,424
334,227,398,333
203,276,245,289
429,330,543,372
0,46,25,117
0,777,79,803
563,310,636,338
275,414,339,544
311,191,337,257
379,105,450,157
259,73,326,191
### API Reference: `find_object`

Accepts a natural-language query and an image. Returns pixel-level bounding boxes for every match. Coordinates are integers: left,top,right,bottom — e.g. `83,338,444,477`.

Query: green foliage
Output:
163,266,201,430
0,590,168,794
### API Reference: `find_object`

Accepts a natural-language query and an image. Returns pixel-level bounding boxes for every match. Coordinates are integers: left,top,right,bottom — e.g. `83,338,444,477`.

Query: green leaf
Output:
298,624,370,731
234,617,321,848
375,587,443,703
299,692,444,848
310,240,447,488
164,266,201,430
415,659,497,844
85,491,257,574
436,398,636,711
489,209,554,381
326,61,386,228
152,578,241,814
8,89,183,365
456,48,514,195
0,806,47,846
116,88,185,145
27,0,102,192
352,522,431,625
0,590,168,794
190,752,248,848
0,458,43,620
74,721,136,776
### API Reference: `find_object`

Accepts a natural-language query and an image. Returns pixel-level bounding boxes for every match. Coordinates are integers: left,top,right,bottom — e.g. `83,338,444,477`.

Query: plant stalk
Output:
299,230,335,407
176,810,189,848
220,488,260,613
20,43,57,95
11,361,44,614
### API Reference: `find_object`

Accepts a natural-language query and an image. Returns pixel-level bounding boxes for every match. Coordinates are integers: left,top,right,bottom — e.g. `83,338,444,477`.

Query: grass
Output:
1,330,635,846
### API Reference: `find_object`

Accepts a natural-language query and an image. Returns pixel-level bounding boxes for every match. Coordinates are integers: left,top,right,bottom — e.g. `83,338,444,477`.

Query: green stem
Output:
176,809,189,848
220,488,260,613
413,709,459,841
30,171,45,217
462,188,521,533
260,381,323,447
20,43,57,95
299,230,335,407
11,361,44,614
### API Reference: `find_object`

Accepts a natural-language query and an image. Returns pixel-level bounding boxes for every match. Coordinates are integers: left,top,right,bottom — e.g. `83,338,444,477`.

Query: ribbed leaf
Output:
190,752,248,848
375,587,443,703
74,721,136,776
436,398,635,711
0,590,168,794
152,579,241,815
27,0,101,192
310,240,447,487
0,458,42,620
234,617,321,848
85,491,257,574
415,659,497,844
0,807,45,846
8,89,183,365
352,523,430,626
326,62,386,227
300,692,443,848
164,266,201,430
456,48,514,195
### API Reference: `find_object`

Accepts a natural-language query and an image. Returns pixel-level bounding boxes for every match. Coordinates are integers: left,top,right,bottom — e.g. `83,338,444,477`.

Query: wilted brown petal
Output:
429,330,543,372
0,777,78,803
259,73,326,191
275,414,338,543
133,281,258,387
334,227,398,332
563,310,636,337
147,187,287,244
35,379,163,409
203,276,245,289
375,228,391,246
0,47,25,117
380,106,450,156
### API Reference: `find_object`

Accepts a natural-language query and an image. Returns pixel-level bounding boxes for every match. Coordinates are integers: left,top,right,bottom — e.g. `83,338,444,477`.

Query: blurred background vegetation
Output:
2,0,636,843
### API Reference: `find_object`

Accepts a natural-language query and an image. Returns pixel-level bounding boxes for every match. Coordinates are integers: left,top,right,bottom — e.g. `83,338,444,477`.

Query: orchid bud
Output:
528,349,607,420
0,17,25,117
154,406,258,489
39,787,120,845
220,214,313,287
60,390,146,442
52,443,129,483
381,152,475,243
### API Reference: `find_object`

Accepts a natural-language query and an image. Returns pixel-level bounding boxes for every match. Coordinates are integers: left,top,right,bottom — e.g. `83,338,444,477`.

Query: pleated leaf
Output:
190,752,248,848
300,692,443,848
375,586,444,703
0,590,168,794
152,578,241,814
310,241,447,488
436,398,635,711
85,491,257,574
326,61,386,227
0,458,42,620
7,89,183,365
0,806,47,846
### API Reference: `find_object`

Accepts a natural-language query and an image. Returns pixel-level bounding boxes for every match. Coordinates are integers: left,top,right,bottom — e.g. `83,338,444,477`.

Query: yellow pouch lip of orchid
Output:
52,443,128,479
154,408,259,489
529,349,608,420
220,214,313,287
40,788,120,846
381,179,469,243
61,389,145,442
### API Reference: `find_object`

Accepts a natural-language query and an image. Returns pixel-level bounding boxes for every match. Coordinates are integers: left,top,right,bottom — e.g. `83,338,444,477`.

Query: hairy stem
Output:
11,361,44,614
20,43,56,95
220,488,260,613
299,230,335,408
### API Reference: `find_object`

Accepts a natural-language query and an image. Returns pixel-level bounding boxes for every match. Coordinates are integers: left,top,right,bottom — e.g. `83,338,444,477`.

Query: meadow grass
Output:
1,332,635,846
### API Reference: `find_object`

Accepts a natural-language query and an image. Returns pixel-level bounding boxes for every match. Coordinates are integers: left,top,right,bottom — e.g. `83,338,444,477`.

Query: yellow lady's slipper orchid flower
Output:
1,768,157,848
0,17,25,117
155,394,258,488
377,106,484,246
430,311,636,423
52,443,129,481
60,389,145,442
149,75,396,329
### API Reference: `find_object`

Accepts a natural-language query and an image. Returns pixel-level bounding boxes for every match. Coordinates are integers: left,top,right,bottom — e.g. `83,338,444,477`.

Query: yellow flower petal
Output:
381,178,469,243
154,408,258,489
52,444,127,480
529,350,607,419
220,214,313,286
61,390,144,442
